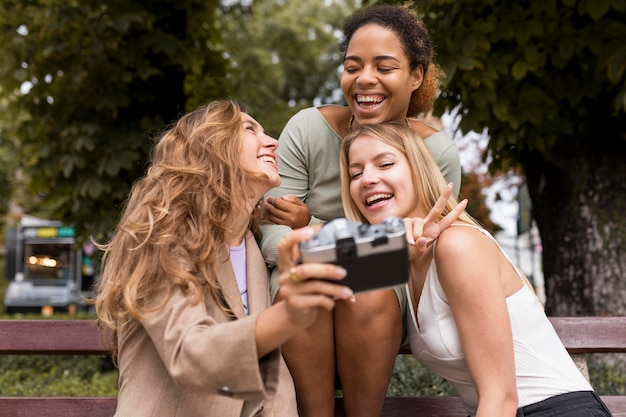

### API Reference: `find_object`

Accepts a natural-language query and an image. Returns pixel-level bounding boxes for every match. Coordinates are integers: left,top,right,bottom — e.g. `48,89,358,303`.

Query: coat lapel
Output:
245,233,271,315
215,231,270,319
216,244,247,318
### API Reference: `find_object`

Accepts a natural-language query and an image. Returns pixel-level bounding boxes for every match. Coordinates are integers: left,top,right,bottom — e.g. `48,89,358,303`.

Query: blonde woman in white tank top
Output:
339,123,612,417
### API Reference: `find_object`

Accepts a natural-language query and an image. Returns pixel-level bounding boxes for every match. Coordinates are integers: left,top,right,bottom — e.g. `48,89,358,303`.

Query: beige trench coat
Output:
113,232,298,417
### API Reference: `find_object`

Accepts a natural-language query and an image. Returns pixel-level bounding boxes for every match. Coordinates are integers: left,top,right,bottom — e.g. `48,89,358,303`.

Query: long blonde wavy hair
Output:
94,100,263,360
340,123,474,226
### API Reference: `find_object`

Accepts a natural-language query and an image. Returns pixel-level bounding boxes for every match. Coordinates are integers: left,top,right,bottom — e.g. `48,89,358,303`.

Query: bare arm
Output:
435,227,518,417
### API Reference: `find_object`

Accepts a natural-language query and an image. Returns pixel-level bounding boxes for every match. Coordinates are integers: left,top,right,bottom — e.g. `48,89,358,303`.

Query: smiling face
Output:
346,134,421,225
340,23,423,128
240,112,280,200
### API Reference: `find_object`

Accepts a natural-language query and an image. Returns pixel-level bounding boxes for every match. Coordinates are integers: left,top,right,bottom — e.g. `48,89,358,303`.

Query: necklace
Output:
348,114,411,133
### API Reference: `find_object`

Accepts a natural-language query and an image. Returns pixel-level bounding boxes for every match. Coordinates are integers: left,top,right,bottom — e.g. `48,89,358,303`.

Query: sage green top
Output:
260,106,461,266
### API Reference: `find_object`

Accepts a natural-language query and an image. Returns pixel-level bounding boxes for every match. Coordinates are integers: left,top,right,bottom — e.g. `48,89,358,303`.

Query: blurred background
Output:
0,0,624,398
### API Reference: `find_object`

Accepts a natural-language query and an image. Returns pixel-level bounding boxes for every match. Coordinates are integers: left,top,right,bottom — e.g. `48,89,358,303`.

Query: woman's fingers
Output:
279,262,346,284
277,228,353,301
404,183,467,249
279,263,352,298
437,198,468,230
403,217,421,246
277,227,315,270
264,195,311,229
422,182,454,224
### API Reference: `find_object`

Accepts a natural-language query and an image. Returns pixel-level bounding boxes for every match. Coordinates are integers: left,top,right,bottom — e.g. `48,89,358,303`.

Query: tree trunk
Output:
523,148,626,317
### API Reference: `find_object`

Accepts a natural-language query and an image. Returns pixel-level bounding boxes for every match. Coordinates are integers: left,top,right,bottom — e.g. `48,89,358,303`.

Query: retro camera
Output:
298,217,409,293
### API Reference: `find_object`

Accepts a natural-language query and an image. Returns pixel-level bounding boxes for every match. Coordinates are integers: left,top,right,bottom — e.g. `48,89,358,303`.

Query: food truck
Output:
3,216,96,314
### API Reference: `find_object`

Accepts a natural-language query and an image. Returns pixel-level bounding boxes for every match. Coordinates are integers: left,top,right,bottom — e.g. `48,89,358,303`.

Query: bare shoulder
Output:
434,225,495,260
434,225,505,292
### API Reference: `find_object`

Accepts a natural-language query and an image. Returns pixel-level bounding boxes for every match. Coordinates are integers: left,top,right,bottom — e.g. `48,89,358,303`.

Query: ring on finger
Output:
289,266,301,283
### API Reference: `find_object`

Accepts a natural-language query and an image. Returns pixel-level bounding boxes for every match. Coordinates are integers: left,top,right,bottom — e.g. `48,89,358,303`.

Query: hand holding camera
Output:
299,217,409,293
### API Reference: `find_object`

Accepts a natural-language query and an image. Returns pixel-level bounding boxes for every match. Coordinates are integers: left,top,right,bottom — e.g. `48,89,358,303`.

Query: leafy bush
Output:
588,355,626,395
2,352,623,398
0,355,118,396
388,355,456,397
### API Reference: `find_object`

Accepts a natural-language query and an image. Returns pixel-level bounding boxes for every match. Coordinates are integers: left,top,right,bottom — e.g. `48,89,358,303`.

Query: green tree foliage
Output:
0,91,16,226
411,0,626,315
0,0,534,264
0,86,44,229
218,0,360,136
0,0,230,241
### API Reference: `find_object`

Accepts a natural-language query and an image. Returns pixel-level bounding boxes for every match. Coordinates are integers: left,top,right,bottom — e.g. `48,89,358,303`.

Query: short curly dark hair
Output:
339,3,444,117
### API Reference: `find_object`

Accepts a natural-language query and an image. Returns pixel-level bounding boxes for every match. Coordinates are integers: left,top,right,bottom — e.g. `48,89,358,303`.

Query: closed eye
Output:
243,121,261,134
349,171,362,181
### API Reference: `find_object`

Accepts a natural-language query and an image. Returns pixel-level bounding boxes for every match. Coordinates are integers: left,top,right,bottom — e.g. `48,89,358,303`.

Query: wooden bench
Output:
1,317,625,417
0,320,115,417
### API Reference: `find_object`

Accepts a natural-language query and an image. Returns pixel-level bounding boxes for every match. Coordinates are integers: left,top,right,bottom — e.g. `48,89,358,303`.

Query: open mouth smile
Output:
366,193,392,206
258,155,276,166
356,95,384,110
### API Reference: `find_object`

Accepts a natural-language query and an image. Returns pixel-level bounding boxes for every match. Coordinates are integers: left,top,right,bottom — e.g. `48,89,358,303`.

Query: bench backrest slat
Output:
397,316,626,355
1,317,625,355
0,397,118,417
548,316,626,353
0,320,108,354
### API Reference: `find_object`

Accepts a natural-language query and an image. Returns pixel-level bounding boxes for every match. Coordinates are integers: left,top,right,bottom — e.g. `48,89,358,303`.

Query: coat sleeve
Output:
138,287,281,401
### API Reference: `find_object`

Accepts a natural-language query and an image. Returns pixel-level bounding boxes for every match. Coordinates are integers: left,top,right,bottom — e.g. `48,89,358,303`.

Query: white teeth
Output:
259,156,275,164
366,193,392,205
356,95,383,103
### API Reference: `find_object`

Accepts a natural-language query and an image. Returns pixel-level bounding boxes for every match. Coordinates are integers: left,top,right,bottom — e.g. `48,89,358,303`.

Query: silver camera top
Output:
299,216,405,262
298,217,409,293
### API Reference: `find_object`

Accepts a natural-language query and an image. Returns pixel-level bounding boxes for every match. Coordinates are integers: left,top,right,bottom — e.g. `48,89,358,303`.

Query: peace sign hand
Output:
403,183,468,260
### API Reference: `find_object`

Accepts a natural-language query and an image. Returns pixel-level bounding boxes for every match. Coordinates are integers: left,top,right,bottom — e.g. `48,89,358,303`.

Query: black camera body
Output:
298,217,409,293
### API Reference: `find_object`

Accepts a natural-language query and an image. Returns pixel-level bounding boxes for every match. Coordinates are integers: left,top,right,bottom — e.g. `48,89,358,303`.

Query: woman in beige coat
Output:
94,100,354,417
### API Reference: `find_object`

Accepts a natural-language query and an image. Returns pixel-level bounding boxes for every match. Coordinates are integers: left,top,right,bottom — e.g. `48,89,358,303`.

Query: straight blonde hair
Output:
340,122,474,225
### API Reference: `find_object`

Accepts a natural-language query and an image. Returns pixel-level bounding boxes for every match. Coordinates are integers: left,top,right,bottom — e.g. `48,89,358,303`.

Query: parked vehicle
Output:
3,216,96,314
